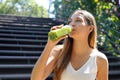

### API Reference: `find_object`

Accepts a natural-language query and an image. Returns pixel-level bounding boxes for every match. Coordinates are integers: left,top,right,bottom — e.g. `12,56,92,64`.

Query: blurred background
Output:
0,0,120,80
0,0,120,54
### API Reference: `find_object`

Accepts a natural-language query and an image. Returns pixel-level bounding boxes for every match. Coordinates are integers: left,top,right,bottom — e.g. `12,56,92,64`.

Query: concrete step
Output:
0,73,30,80
0,25,50,31
108,56,120,62
0,73,53,80
0,56,39,59
0,19,53,25
0,64,33,74
0,33,48,39
0,44,44,52
0,50,42,56
0,15,54,23
0,42,44,54
0,56,39,64
0,64,33,68
0,29,48,35
0,43,44,48
109,62,120,70
0,38,47,45
109,70,120,80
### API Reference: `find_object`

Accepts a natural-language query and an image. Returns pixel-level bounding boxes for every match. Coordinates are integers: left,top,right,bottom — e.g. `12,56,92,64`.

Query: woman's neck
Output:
72,39,93,56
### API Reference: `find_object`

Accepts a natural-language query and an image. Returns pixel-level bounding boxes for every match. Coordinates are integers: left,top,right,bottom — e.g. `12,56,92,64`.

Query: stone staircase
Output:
0,15,64,80
106,53,120,80
0,14,119,80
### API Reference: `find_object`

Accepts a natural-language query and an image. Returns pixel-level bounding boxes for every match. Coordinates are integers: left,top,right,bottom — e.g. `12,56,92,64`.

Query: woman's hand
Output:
47,25,68,47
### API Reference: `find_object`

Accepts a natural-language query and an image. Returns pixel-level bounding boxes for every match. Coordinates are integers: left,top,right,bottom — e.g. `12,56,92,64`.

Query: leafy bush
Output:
53,0,120,56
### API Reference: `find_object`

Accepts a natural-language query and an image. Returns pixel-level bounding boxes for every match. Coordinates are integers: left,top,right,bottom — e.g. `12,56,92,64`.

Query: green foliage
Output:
53,0,120,56
0,0,48,17
95,1,120,56
53,0,81,21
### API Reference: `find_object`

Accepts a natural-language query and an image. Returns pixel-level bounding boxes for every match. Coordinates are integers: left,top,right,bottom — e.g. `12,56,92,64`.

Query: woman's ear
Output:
89,26,94,33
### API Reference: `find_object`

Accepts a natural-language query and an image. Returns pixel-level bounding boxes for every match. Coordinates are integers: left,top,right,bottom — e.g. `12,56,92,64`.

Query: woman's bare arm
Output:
31,24,67,80
31,34,67,80
96,53,109,80
31,43,63,80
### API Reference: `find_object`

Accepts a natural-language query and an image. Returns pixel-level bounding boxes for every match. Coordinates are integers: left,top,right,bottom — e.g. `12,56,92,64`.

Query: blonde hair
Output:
53,10,97,80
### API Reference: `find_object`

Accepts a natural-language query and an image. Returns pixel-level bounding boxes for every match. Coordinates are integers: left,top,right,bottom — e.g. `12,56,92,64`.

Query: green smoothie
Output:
48,25,72,41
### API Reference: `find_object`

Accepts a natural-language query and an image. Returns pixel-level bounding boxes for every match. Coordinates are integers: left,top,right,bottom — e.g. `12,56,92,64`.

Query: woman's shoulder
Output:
93,49,109,73
91,49,108,61
92,49,108,69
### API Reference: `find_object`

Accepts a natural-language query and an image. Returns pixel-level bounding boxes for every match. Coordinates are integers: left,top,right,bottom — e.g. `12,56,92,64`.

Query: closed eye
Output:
76,19,82,22
75,18,83,23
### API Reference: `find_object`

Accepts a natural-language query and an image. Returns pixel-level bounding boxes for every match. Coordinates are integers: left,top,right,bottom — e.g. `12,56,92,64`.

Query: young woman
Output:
31,10,109,80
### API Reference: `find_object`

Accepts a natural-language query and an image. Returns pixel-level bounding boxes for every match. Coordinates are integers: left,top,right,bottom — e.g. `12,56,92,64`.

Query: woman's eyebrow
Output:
76,17,82,20
69,15,83,20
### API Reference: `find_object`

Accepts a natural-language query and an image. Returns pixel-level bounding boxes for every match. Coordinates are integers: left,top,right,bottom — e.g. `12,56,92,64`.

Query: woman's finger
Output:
50,24,63,31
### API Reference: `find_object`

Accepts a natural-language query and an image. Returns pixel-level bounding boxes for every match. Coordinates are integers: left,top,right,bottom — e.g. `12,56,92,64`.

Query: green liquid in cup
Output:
48,25,72,41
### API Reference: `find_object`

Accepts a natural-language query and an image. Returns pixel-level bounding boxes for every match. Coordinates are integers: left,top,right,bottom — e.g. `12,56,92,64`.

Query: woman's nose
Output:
69,21,75,27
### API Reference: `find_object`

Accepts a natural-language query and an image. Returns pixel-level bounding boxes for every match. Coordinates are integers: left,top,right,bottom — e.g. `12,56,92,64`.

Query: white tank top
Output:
61,49,98,80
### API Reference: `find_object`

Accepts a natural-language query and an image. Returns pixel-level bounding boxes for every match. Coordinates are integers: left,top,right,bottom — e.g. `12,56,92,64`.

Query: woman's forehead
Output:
70,13,84,20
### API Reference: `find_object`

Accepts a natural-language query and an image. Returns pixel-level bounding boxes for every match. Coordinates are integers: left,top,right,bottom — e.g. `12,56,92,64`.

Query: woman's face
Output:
68,12,92,40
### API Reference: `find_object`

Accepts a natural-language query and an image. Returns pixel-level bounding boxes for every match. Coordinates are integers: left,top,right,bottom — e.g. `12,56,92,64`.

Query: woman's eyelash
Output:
76,19,82,22
67,19,82,24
